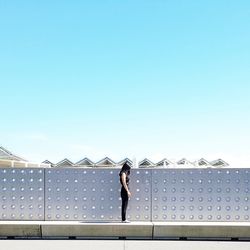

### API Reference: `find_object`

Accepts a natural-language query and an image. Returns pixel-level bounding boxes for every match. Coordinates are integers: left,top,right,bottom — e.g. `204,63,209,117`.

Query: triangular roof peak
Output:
95,157,116,166
0,146,27,161
156,158,173,166
138,158,155,167
42,160,54,165
118,158,133,166
177,158,192,165
75,157,94,166
197,158,210,166
210,159,229,167
56,158,74,167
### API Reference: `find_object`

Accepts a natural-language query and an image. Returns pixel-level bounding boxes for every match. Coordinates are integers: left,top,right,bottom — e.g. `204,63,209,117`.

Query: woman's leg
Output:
121,188,128,221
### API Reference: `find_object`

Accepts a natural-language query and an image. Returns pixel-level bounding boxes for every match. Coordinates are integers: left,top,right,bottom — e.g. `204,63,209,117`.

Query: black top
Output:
119,171,130,187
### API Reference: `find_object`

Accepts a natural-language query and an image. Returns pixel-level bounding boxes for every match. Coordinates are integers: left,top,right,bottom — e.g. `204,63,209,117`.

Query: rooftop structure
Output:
0,146,27,161
0,146,50,168
44,157,229,168
0,146,229,168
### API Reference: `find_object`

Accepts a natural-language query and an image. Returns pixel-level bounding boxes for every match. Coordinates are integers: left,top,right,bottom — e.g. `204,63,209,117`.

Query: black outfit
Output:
120,171,130,221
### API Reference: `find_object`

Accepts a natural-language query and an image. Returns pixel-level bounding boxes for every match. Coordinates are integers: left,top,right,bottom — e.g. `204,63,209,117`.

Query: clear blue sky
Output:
0,0,250,166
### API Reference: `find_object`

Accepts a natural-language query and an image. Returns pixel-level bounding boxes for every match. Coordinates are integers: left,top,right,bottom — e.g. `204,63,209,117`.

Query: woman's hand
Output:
127,190,132,198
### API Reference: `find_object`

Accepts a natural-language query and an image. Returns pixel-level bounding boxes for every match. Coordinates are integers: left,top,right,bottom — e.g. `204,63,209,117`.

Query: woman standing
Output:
119,162,132,222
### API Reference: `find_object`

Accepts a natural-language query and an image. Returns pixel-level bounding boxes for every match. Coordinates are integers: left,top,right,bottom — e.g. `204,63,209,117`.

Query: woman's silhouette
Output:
119,162,132,222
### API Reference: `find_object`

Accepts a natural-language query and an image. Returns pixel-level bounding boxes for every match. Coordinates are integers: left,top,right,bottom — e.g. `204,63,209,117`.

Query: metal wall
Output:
0,168,44,220
152,168,250,222
45,168,151,221
1,167,249,222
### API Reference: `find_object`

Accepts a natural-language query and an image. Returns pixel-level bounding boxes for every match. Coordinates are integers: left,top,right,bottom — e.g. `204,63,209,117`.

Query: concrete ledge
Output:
153,222,250,239
1,221,250,239
41,221,153,238
0,221,41,237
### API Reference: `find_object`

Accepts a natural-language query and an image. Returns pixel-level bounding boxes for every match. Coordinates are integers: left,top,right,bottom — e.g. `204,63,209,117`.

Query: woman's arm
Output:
121,172,131,197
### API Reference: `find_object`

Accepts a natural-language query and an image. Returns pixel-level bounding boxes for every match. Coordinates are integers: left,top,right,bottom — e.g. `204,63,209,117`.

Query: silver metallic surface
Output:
1,167,249,222
0,168,44,220
152,168,250,221
45,168,151,221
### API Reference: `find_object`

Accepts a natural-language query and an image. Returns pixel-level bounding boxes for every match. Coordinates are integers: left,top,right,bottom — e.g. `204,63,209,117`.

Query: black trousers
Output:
121,187,129,221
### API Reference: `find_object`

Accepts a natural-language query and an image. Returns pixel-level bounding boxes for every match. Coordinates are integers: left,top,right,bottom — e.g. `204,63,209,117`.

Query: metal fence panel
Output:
0,168,44,220
45,168,151,221
0,167,249,222
152,168,250,222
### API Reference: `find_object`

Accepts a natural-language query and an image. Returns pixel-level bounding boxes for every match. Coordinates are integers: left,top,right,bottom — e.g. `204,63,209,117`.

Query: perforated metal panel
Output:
1,167,249,222
45,168,151,221
152,168,250,222
0,168,44,220
128,169,151,221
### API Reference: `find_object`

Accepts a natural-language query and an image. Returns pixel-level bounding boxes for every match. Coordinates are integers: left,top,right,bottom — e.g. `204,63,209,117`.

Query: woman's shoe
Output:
122,220,130,223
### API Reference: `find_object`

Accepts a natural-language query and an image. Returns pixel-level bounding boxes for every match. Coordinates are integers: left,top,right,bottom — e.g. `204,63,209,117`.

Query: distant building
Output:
75,158,94,167
0,146,26,161
138,158,155,168
210,159,229,167
0,146,49,168
0,145,229,168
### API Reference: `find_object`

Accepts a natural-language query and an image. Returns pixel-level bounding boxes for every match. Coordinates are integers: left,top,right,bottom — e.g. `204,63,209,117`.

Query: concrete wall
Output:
1,221,250,239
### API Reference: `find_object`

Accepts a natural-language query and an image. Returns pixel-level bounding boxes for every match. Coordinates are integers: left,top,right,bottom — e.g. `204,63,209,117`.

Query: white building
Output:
0,146,229,168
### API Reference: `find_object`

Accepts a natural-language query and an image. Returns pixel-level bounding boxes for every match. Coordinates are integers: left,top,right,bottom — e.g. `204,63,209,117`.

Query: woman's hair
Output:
119,162,131,176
